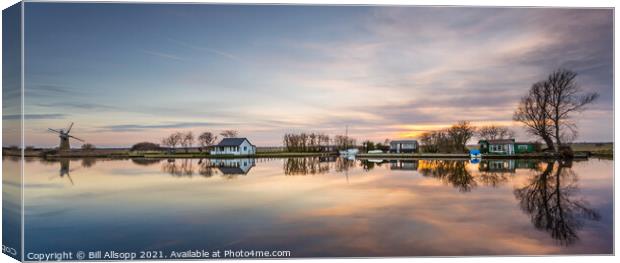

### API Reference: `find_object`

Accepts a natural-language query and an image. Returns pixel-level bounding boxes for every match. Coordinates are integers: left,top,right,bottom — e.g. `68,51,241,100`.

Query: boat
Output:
469,149,481,158
339,148,359,156
338,125,358,159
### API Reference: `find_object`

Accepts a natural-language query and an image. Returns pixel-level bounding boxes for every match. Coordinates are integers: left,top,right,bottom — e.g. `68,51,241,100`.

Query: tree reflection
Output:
131,158,162,166
81,158,97,168
161,159,195,177
514,161,600,245
418,160,476,192
284,157,331,175
335,157,355,173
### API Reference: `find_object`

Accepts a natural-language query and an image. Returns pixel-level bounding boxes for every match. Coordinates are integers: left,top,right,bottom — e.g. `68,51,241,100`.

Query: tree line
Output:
129,129,239,152
419,122,517,153
282,133,360,152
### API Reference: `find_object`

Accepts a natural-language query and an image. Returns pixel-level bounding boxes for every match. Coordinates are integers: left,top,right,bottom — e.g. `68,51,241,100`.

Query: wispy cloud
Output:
99,121,228,132
168,38,244,63
3,114,66,120
140,49,187,61
36,102,118,110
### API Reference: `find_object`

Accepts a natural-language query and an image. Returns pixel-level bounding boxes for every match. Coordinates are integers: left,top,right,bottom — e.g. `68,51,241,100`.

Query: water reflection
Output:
418,160,476,192
17,157,611,255
514,160,601,246
284,157,331,175
161,158,256,178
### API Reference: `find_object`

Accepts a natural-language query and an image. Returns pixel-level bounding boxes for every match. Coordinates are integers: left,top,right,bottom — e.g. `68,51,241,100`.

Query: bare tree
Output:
477,125,515,140
81,143,96,151
514,69,599,152
546,69,599,150
181,131,194,153
162,133,182,152
220,130,239,138
198,132,217,152
334,135,356,150
514,81,556,151
447,121,476,153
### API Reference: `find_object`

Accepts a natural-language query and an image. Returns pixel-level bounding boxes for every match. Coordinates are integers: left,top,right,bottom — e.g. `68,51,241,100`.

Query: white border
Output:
0,1,617,263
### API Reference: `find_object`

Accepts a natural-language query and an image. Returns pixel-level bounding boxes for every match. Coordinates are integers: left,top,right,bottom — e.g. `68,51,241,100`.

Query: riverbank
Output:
3,149,600,159
357,152,591,159
2,149,338,159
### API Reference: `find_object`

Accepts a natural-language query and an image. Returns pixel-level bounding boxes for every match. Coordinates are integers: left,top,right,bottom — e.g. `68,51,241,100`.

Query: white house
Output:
210,138,256,155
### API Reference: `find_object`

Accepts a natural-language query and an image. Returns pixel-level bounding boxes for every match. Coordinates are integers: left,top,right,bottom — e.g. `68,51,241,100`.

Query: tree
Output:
131,142,161,151
362,140,376,152
181,131,194,153
334,135,356,150
514,81,556,151
198,132,217,152
546,69,599,151
447,121,476,152
514,69,599,152
477,125,515,140
81,143,96,151
283,132,331,152
220,130,239,138
162,132,183,152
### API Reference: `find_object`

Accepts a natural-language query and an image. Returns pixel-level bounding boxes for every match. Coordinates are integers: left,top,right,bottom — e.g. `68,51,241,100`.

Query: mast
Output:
345,125,348,149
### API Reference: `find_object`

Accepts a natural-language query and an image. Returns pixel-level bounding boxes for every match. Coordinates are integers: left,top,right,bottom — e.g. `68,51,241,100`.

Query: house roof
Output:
482,139,515,144
215,138,252,147
514,142,538,145
218,167,250,175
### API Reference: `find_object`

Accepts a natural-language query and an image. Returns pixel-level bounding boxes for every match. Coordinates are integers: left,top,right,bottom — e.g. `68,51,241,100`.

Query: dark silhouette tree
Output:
477,125,515,140
546,69,599,151
198,132,217,152
514,69,598,152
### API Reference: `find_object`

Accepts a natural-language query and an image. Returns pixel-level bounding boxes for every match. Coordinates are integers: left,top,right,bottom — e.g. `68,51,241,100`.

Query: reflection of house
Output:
515,159,538,169
479,139,536,155
390,160,419,170
211,158,255,175
389,140,418,153
479,160,516,172
210,138,256,155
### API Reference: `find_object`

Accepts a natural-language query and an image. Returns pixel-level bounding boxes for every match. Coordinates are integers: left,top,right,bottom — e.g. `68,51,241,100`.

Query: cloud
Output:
3,114,66,120
98,121,228,132
168,38,243,63
36,102,118,110
141,49,187,61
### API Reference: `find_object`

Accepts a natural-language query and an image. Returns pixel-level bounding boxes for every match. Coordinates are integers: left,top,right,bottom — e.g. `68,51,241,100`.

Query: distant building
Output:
478,139,537,155
389,140,419,153
210,138,256,155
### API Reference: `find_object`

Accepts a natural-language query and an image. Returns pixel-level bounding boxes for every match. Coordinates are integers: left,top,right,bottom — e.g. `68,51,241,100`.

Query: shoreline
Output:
2,150,599,159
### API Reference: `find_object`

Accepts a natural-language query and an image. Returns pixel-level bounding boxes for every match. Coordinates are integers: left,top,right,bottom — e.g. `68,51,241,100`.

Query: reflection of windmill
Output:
48,122,84,151
48,159,77,185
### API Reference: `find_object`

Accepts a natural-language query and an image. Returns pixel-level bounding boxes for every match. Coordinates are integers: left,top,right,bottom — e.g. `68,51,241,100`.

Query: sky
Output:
6,3,613,147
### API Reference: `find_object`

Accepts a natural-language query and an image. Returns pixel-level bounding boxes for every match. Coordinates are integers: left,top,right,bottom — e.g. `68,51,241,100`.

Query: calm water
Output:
8,156,614,257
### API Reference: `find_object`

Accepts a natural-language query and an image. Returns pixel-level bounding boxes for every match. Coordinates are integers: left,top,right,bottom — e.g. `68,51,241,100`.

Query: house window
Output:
518,145,528,150
244,146,247,151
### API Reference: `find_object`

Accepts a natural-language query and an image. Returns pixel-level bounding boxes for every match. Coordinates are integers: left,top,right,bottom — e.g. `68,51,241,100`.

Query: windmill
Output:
48,122,84,151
